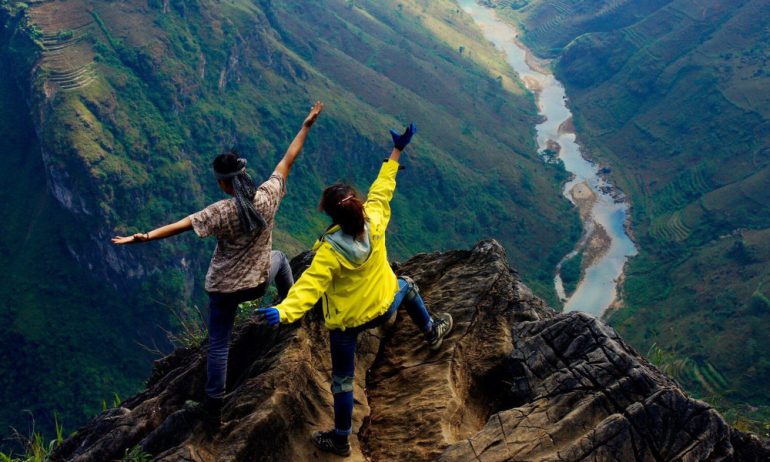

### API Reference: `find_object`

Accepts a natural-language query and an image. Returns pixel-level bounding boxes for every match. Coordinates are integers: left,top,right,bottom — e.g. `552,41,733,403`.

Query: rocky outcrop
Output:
51,241,769,461
440,312,770,461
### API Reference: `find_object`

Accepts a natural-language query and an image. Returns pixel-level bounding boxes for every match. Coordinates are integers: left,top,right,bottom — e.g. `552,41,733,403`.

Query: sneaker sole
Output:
429,314,454,351
311,433,351,457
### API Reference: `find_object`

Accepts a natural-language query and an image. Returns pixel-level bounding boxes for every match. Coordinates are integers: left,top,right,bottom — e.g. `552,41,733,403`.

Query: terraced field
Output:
506,0,675,58
650,210,691,242
649,344,730,397
622,26,648,49
1,0,580,446
507,0,770,434
653,167,712,213
28,0,97,92
689,361,730,396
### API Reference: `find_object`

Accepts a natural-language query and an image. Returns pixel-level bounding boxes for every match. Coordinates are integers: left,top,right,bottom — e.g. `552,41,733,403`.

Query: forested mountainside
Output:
495,0,770,432
0,0,579,444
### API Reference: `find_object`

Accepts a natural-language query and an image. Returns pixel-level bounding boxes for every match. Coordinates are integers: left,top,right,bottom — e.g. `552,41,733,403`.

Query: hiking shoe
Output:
427,313,453,351
312,430,351,457
185,396,222,428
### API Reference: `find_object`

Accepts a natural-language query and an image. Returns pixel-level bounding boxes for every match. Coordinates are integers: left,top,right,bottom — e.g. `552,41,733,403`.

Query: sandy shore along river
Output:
459,0,638,317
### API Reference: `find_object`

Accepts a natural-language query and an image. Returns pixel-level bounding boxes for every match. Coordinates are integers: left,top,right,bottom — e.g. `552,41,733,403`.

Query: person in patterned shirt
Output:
112,101,324,425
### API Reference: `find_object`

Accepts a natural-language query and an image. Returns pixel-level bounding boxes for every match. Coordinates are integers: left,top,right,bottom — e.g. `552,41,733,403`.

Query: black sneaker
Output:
185,396,222,428
312,430,351,457
427,313,453,351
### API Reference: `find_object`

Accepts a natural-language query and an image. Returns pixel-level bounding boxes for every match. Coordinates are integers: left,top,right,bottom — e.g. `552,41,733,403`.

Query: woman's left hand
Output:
112,233,149,245
303,101,325,128
390,122,416,150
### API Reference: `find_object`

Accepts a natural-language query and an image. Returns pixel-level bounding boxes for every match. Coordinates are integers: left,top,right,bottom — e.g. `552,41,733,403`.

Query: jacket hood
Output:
316,223,372,267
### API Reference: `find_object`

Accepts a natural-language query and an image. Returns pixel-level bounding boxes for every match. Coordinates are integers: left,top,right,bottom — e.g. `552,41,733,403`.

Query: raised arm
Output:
364,123,416,225
273,101,324,179
111,216,193,245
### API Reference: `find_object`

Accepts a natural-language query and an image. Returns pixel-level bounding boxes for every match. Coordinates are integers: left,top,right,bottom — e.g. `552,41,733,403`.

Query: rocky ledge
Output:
51,241,769,461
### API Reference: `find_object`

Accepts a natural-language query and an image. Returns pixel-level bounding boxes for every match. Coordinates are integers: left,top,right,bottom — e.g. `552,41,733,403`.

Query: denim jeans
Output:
329,277,433,436
205,250,293,399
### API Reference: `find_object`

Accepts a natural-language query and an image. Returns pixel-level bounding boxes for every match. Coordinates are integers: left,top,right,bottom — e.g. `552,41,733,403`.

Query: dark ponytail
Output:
213,148,267,235
319,183,367,238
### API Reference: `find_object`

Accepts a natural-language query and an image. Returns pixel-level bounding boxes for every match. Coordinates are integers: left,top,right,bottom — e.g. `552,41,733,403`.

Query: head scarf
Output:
216,158,267,235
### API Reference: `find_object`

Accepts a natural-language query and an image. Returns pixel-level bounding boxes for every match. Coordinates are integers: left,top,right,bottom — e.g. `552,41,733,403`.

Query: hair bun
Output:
237,158,248,169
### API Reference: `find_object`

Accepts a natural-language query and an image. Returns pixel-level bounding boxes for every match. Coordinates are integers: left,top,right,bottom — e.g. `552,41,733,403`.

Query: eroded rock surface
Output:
51,241,769,461
440,313,770,461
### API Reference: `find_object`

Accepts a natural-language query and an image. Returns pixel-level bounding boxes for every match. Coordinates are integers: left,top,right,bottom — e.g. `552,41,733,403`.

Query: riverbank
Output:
459,0,638,317
558,116,575,135
567,181,612,292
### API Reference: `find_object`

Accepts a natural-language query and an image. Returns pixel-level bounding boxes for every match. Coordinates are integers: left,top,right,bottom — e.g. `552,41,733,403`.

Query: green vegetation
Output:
559,251,582,296
507,0,770,435
101,393,122,413
0,0,579,447
0,416,63,462
122,446,152,462
646,342,692,384
163,305,208,349
0,5,180,451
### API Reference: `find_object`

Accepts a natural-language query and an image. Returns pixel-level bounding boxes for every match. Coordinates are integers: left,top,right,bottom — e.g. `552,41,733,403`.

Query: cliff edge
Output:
52,241,769,461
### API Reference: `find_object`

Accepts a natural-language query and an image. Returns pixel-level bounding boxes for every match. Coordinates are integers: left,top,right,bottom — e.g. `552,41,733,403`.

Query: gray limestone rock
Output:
51,241,769,461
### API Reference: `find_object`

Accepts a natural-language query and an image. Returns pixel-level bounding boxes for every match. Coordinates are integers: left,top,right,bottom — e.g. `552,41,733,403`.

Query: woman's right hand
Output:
112,233,149,245
256,307,281,326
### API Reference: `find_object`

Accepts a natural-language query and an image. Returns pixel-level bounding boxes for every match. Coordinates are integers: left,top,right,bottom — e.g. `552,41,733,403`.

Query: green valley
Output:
0,0,579,444
497,0,770,434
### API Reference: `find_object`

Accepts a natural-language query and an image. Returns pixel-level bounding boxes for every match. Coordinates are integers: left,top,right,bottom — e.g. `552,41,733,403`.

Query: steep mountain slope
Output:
0,0,579,444
0,7,173,446
496,0,770,431
50,242,770,461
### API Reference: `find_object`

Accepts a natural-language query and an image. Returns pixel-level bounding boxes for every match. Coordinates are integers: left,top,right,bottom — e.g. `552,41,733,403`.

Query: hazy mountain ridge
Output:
0,0,579,444
496,0,770,432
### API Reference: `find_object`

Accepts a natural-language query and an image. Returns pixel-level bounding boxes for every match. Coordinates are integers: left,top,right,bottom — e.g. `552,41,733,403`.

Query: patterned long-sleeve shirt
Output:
189,173,285,293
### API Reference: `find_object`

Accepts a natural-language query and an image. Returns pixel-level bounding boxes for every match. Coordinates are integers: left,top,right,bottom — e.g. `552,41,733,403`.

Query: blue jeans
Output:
329,277,433,436
205,251,293,399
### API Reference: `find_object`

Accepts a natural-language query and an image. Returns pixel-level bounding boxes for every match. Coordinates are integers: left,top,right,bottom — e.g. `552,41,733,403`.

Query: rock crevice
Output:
51,241,769,461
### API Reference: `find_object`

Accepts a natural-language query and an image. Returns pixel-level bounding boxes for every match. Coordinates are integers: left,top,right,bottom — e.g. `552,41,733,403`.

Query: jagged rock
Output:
361,239,551,461
51,241,769,461
440,313,770,461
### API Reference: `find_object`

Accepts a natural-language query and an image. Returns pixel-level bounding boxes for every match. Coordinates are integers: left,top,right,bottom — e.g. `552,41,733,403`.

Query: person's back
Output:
190,166,284,293
113,101,325,427
257,123,454,457
282,159,402,330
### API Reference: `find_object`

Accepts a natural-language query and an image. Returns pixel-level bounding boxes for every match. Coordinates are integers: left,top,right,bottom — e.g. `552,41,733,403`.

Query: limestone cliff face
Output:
51,241,769,461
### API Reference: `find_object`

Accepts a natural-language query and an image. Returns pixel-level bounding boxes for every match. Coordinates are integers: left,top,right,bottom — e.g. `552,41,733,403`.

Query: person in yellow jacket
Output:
256,123,453,457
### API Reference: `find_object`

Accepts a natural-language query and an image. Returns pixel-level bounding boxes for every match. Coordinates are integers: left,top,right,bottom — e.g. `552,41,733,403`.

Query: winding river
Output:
458,1,638,317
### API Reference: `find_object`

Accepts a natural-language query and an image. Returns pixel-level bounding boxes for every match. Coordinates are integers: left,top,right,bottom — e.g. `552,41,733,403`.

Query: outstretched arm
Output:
364,123,416,226
112,216,193,245
274,101,324,179
257,246,339,326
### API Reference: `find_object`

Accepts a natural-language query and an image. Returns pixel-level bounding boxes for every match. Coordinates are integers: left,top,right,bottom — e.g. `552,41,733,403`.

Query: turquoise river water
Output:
458,1,638,317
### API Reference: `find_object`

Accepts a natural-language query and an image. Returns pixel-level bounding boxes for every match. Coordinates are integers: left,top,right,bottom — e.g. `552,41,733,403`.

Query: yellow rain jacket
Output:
275,160,401,330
